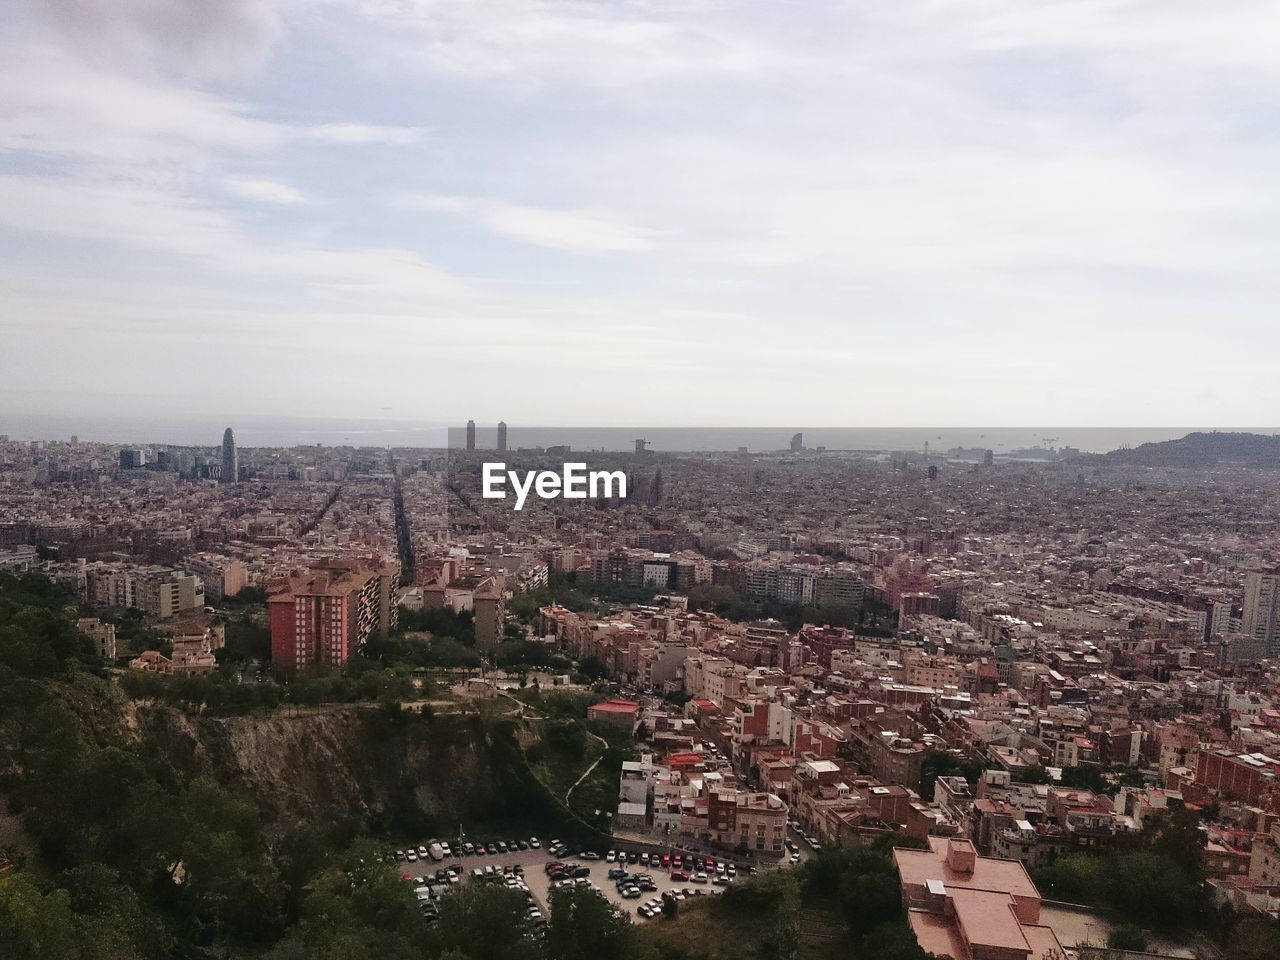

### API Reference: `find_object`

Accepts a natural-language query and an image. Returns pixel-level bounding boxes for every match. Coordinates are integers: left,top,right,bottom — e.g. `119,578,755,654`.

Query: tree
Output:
1013,764,1052,785
1106,925,1146,951
0,873,82,960
859,921,932,960
422,883,539,960
1226,917,1280,960
919,748,983,799
547,887,641,960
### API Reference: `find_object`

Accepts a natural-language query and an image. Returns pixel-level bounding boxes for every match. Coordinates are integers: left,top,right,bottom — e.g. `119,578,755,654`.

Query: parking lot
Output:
394,837,758,923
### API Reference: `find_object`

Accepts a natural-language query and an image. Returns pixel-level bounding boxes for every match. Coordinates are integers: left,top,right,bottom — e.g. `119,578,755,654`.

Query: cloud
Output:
410,195,658,253
306,123,430,145
4,0,1280,424
227,179,306,204
341,0,774,87
42,0,283,78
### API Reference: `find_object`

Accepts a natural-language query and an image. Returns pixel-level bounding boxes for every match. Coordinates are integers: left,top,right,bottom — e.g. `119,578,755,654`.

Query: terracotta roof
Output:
893,836,1040,901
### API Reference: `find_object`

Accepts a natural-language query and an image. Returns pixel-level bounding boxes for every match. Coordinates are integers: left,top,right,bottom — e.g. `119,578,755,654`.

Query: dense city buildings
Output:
6,428,1280,954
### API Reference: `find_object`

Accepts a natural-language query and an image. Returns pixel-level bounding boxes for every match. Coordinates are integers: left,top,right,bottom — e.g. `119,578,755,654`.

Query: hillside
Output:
1090,431,1280,467
0,571,601,959
134,703,539,834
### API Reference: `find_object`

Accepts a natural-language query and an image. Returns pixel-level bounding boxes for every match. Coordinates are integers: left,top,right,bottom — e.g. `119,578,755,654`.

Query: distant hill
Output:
1086,431,1280,467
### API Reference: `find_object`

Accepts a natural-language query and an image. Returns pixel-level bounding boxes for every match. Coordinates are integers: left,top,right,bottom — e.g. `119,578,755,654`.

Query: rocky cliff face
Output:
132,705,530,833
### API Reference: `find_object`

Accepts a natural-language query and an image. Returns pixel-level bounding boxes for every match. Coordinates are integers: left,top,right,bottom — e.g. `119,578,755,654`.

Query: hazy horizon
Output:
5,413,1277,454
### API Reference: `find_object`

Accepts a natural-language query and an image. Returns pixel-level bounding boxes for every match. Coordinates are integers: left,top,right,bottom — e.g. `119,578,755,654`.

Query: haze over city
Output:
5,1,1280,424
7,4,1280,960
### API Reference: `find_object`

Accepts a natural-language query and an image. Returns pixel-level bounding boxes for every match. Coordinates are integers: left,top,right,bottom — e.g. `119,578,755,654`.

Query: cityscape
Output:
5,1,1280,959
3,424,1280,960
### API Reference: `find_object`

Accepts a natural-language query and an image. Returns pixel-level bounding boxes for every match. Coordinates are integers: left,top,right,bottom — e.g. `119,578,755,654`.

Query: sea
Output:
3,413,1277,456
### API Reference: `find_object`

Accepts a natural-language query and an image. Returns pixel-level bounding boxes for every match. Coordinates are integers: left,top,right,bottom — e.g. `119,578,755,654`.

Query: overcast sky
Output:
3,0,1279,427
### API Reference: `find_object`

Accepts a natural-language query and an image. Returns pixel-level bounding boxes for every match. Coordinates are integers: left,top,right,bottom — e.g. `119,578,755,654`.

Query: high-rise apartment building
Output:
473,575,505,651
497,420,507,452
1242,570,1280,652
466,419,476,451
220,427,238,484
267,558,399,669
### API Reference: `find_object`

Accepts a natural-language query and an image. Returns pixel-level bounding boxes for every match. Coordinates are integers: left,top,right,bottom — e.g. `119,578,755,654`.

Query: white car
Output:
529,837,541,849
691,872,709,884
606,850,617,863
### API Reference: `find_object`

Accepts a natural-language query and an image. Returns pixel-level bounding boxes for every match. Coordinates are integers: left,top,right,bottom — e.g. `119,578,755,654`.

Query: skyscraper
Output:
497,420,507,452
466,419,476,451
1242,570,1280,652
220,427,238,484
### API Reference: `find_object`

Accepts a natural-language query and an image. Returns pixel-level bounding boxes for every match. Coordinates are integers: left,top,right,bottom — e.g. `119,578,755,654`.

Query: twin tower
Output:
464,419,506,452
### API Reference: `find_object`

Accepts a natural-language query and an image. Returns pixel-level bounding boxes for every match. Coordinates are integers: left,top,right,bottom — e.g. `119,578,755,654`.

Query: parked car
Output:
581,851,601,861
606,850,617,863
529,837,541,849
691,872,709,884
620,885,642,899
671,870,689,882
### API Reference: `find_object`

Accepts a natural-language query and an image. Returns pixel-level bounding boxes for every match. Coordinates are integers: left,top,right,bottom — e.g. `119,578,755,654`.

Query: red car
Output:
661,853,671,867
671,870,689,882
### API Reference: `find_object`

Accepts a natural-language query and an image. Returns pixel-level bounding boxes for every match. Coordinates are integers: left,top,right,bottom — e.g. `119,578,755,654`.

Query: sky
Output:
2,0,1280,428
